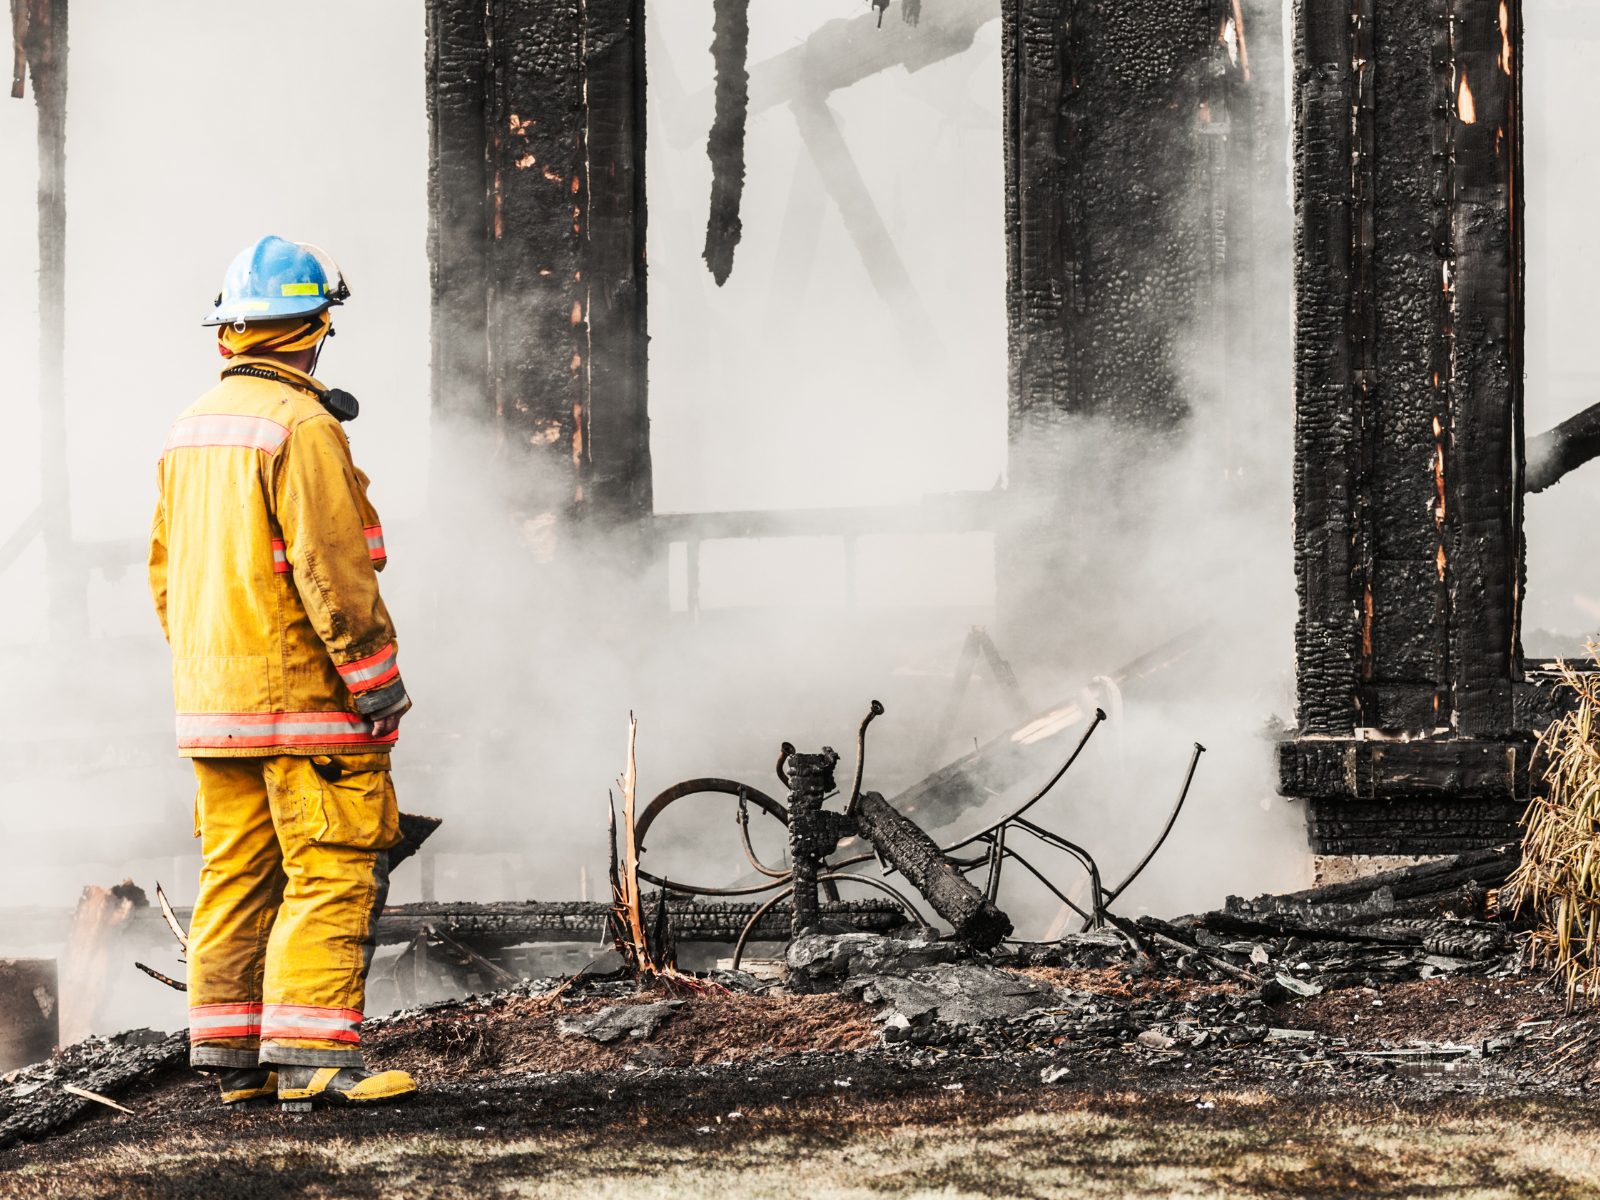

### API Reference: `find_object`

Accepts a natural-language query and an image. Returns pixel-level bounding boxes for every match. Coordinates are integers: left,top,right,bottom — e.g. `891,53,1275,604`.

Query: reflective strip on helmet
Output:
280,282,324,296
260,1003,362,1044
225,301,272,313
364,524,385,561
163,413,291,457
337,642,399,692
189,1002,262,1041
176,711,398,749
272,539,290,574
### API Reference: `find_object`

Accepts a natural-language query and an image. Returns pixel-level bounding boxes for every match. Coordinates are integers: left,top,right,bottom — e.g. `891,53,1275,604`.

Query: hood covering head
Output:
217,312,331,359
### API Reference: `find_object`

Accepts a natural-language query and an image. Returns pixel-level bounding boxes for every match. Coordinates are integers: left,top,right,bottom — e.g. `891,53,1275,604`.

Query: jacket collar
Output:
221,355,326,396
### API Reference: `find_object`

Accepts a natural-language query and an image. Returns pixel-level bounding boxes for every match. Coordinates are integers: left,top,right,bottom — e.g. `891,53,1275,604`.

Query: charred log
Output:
855,790,1012,949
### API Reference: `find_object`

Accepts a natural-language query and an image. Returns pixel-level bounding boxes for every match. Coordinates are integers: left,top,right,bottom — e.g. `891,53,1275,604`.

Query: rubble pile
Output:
1100,846,1522,993
0,844,1570,1158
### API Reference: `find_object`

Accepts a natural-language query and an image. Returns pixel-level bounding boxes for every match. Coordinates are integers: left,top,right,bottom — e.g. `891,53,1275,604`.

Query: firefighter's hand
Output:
371,712,405,739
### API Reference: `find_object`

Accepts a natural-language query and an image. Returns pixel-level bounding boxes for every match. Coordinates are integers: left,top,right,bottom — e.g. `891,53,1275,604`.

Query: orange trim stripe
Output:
363,524,385,561
163,413,290,457
261,1003,362,1044
336,642,399,692
189,1002,263,1042
176,711,398,750
271,538,290,574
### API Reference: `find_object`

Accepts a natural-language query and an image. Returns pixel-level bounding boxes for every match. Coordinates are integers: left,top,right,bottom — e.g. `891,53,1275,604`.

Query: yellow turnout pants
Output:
186,753,400,1068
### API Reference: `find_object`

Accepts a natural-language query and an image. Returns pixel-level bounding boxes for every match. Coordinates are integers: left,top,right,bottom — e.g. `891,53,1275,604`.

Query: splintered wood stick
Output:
63,1084,132,1115
619,714,651,968
134,962,186,992
155,882,189,952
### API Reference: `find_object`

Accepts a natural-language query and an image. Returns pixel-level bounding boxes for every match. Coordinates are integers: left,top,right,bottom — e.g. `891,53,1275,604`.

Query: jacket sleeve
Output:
272,415,410,719
147,470,170,644
352,467,388,572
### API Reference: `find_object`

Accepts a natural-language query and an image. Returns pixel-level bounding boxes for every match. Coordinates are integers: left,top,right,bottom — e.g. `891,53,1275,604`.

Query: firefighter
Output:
149,235,417,1108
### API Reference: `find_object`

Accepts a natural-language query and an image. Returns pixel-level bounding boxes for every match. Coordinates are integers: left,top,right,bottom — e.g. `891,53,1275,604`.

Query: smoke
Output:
20,0,1582,1034
1520,0,1600,653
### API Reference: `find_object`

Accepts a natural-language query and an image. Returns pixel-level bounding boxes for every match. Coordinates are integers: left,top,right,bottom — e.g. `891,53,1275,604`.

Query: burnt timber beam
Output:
1524,399,1600,494
1281,0,1527,854
14,900,910,954
426,0,650,530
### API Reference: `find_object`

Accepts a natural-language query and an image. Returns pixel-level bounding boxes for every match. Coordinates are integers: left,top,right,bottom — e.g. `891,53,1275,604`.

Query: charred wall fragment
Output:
1281,0,1527,853
999,0,1284,662
426,0,650,530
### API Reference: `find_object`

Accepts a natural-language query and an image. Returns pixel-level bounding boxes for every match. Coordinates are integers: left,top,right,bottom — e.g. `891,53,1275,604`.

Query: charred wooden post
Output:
0,960,57,1072
426,0,650,531
855,790,1013,950
1279,0,1527,853
998,0,1282,661
784,748,845,938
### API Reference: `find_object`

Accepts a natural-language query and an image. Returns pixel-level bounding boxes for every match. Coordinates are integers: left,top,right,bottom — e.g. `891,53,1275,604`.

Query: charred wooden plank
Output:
1227,845,1517,915
371,899,908,949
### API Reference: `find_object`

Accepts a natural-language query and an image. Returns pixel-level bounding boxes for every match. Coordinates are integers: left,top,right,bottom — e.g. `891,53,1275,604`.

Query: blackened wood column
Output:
426,0,650,530
1279,0,1527,853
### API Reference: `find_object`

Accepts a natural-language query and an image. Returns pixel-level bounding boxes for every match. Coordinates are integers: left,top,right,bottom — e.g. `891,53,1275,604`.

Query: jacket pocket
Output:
172,656,271,713
309,761,401,850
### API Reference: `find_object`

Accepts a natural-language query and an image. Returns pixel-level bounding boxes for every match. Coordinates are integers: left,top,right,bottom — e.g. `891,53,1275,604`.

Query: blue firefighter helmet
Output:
202,235,351,326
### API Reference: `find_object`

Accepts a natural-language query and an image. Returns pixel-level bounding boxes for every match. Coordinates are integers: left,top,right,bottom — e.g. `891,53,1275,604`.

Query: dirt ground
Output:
5,971,1600,1198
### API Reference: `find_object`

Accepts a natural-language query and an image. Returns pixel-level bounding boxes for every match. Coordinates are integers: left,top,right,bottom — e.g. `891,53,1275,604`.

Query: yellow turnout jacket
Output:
148,357,409,756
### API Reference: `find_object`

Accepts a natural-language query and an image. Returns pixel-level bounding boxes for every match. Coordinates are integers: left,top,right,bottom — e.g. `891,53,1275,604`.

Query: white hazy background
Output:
1,0,1585,1035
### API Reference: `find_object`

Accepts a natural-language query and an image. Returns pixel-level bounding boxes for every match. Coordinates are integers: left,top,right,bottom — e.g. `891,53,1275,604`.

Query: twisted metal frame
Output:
630,702,1205,963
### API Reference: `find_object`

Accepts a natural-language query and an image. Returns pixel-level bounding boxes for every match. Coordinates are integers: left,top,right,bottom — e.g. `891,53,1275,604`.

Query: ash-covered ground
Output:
5,928,1600,1198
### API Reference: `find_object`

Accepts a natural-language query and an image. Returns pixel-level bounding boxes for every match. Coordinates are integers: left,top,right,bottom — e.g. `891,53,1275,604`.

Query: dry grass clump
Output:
1508,658,1600,1007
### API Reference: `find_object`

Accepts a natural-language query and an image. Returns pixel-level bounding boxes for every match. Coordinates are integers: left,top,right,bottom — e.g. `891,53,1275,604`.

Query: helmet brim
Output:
201,295,340,326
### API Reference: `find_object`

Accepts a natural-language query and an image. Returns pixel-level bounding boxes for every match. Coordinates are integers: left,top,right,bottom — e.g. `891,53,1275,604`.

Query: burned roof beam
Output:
789,95,944,363
1524,400,1600,494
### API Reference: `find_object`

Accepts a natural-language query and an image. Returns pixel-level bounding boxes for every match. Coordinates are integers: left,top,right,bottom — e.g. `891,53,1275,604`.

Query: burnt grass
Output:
8,969,1600,1197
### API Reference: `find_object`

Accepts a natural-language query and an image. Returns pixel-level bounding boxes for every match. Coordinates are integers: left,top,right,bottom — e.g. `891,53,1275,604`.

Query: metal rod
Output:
635,867,790,897
941,708,1106,853
984,824,1008,902
816,871,933,935
994,848,1094,926
736,793,791,879
845,699,884,818
730,886,794,971
1101,742,1206,908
